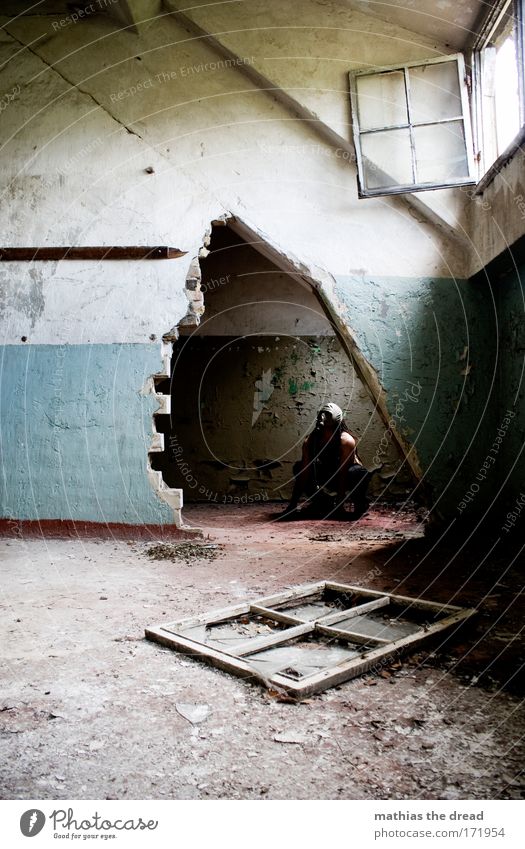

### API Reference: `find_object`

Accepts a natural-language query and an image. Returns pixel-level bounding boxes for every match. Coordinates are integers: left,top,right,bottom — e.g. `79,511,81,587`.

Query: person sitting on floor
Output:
279,402,380,520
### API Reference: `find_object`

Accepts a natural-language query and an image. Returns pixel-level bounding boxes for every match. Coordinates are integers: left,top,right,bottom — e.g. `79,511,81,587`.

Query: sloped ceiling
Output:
1,0,493,49
346,0,490,49
0,1,158,29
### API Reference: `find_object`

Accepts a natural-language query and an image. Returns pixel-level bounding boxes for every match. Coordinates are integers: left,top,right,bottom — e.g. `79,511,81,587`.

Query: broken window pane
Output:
173,613,288,650
248,636,365,678
147,581,476,697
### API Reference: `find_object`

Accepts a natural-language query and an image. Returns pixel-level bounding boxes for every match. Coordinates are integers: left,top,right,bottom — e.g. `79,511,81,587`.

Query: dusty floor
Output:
1,504,524,800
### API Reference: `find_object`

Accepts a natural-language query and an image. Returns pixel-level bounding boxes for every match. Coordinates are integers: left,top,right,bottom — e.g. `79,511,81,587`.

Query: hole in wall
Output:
150,221,414,505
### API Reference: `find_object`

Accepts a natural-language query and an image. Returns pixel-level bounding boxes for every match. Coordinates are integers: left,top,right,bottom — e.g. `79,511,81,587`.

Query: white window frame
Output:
349,54,476,198
471,0,525,186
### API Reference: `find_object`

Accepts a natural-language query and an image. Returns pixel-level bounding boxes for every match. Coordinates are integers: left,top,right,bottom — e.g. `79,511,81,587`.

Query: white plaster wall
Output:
198,277,333,336
466,152,525,275
165,0,471,240
195,235,333,336
0,2,472,349
0,26,217,345
0,260,186,345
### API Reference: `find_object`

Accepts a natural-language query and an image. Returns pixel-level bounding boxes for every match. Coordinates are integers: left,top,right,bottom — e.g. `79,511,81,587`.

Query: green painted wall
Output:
154,334,409,501
334,275,499,521
495,259,525,527
0,344,173,525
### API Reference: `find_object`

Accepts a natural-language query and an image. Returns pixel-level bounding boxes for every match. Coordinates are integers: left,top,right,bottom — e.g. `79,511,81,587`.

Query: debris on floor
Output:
274,731,310,745
1,512,524,800
144,542,223,564
308,533,344,542
175,703,210,725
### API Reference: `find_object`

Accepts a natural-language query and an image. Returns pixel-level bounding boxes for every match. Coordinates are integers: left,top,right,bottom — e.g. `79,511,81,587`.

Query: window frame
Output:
471,0,525,186
146,580,475,698
349,53,477,198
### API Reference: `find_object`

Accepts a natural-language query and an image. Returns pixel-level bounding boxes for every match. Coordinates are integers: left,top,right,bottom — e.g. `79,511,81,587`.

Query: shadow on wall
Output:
388,277,499,522
151,224,412,503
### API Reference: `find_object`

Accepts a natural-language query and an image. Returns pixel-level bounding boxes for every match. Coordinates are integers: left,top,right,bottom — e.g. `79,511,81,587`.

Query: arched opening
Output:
150,219,416,511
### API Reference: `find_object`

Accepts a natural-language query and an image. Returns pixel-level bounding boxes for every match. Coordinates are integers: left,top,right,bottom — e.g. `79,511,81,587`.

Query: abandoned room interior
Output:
0,0,524,804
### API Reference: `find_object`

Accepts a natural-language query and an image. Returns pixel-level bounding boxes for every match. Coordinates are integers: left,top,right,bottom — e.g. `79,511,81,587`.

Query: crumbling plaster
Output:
157,231,407,500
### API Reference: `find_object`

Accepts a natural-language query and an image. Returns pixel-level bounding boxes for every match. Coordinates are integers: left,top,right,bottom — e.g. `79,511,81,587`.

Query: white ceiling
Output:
346,0,492,49
1,0,495,50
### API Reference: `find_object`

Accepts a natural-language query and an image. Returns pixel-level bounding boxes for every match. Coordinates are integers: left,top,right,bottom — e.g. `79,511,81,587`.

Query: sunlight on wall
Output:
494,35,520,154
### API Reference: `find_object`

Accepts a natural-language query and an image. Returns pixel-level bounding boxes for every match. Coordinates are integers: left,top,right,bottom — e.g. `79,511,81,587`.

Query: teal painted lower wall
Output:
0,344,173,525
334,275,499,519
497,259,525,521
1,268,520,526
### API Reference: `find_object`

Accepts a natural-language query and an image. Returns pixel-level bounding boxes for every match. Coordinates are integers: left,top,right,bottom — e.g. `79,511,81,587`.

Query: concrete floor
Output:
1,504,524,800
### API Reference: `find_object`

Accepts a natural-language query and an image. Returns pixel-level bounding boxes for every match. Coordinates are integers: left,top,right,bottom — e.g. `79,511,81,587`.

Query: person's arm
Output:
287,438,311,509
337,432,357,503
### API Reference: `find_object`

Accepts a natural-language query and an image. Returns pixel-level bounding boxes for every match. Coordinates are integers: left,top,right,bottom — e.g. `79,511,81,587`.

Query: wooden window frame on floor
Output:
146,581,476,698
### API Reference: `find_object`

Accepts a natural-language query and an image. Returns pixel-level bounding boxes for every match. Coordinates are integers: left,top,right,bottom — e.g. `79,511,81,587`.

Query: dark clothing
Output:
279,409,379,521
292,459,371,516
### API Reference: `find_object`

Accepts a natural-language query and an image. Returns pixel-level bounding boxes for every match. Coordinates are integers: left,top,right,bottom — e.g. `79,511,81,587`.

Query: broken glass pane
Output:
171,613,289,650
247,635,367,678
268,587,373,621
147,581,475,696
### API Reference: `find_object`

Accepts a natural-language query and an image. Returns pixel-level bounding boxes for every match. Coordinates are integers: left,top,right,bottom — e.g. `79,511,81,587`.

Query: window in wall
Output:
349,55,476,197
472,0,525,178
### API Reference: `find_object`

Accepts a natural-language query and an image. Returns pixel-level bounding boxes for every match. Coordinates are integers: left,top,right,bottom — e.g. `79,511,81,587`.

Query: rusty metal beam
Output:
0,246,187,261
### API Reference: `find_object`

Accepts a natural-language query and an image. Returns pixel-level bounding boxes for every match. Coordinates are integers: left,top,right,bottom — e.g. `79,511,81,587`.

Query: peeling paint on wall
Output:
152,335,408,501
0,266,45,329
